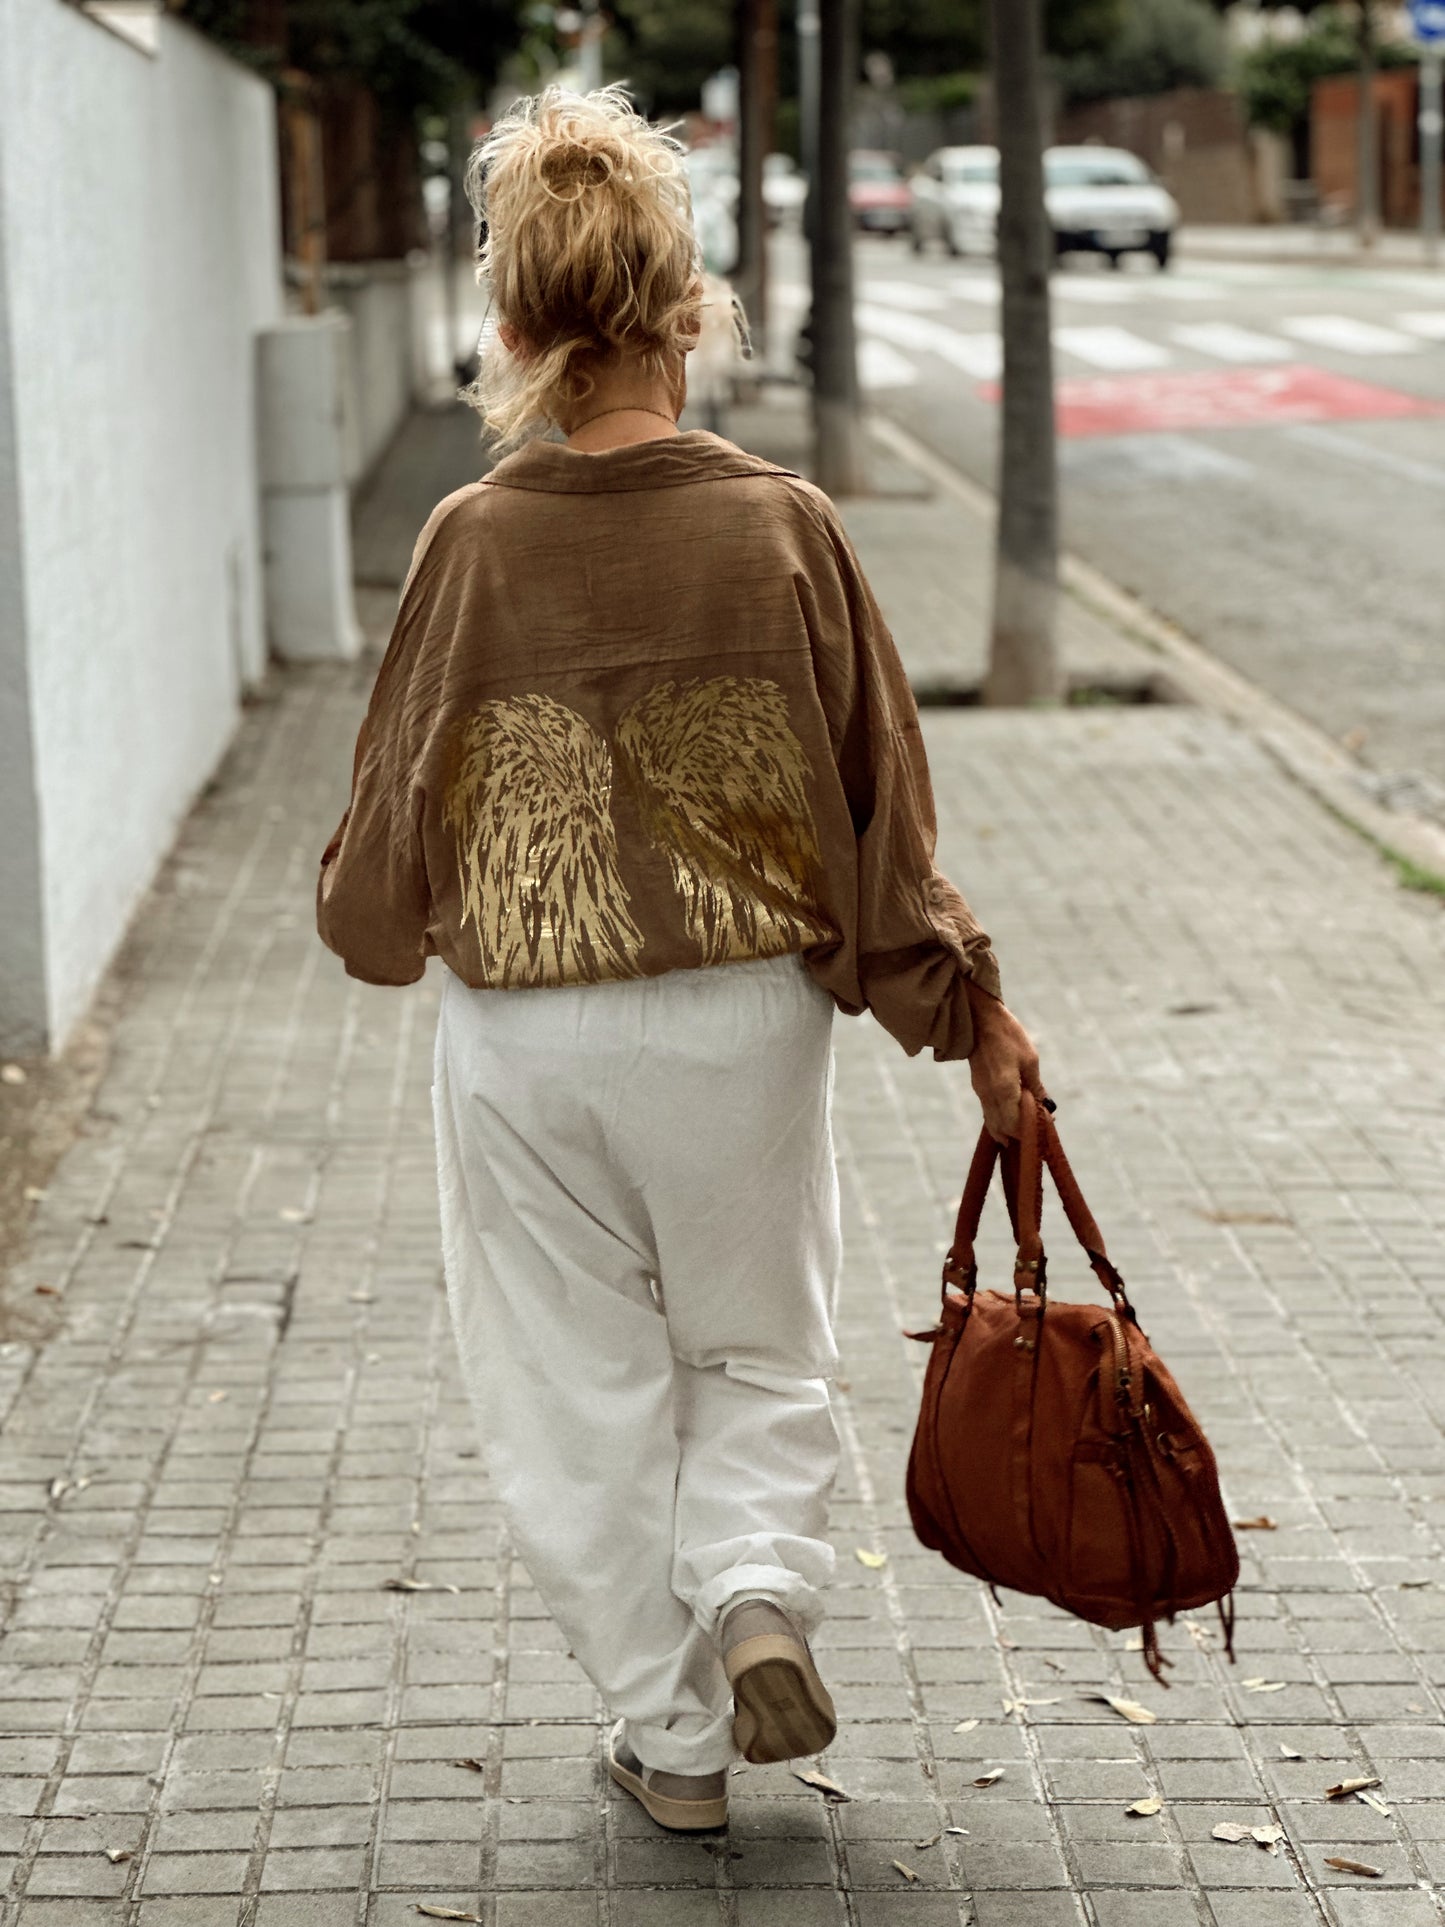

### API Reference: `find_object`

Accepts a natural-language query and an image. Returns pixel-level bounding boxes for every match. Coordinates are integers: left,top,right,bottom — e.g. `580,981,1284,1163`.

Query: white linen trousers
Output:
432,952,843,1775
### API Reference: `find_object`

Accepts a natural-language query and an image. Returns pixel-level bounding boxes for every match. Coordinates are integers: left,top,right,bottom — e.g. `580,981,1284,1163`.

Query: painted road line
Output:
945,275,1001,305
1285,423,1445,489
857,281,951,312
1004,366,1445,438
1278,315,1421,356
1061,432,1255,483
855,303,1002,378
1169,322,1294,364
858,338,921,390
1054,326,1172,370
1397,311,1445,339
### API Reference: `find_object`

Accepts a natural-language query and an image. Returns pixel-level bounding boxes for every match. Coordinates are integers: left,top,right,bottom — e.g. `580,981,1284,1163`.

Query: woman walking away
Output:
316,85,1045,1835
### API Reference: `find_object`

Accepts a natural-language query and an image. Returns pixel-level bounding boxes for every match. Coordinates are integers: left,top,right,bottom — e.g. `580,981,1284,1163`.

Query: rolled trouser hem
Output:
693,1562,830,1641
623,1708,738,1776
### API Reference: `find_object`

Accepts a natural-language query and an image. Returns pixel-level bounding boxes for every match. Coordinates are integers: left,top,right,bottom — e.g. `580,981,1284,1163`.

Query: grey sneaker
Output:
606,1720,729,1832
720,1598,838,1764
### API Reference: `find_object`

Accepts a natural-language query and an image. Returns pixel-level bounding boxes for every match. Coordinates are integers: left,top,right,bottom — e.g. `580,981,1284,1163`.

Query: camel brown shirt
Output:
317,430,1001,1060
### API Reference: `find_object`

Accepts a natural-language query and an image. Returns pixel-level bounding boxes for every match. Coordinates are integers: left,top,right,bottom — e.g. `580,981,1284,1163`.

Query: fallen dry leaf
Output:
792,1768,851,1803
348,1289,376,1304
1279,1744,1303,1761
48,1478,69,1501
1213,1823,1252,1844
1357,1789,1391,1816
1399,1579,1431,1590
996,1634,1018,1649
278,1207,309,1223
1232,1516,1278,1531
912,1832,942,1850
1326,1776,1381,1800
381,1577,461,1596
34,1284,59,1296
414,1910,483,1923
972,1768,1006,1788
1127,1797,1164,1817
854,1548,888,1569
892,1861,919,1883
1,1063,28,1085
945,1825,969,1836
953,1718,980,1734
1041,1656,1065,1674
451,1758,485,1774
1002,1697,1061,1715
1251,1824,1286,1853
1242,1679,1287,1694
1324,1857,1382,1879
1083,1692,1157,1725
103,1848,132,1865
207,1389,227,1403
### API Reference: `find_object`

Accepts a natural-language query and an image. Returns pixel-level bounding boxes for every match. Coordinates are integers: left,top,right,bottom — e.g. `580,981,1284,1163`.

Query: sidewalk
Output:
1181,223,1444,271
1,392,1443,1927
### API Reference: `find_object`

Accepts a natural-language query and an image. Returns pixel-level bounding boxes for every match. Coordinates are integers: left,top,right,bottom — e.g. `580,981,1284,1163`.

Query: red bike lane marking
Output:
977,365,1445,438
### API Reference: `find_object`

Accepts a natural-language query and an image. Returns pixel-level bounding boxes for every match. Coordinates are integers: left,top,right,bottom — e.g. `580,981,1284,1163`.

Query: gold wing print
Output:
616,676,831,967
442,694,646,986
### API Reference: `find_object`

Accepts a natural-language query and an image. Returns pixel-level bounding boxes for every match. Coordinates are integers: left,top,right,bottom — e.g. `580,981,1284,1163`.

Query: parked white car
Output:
909,145,1000,257
909,144,1179,269
1045,147,1180,268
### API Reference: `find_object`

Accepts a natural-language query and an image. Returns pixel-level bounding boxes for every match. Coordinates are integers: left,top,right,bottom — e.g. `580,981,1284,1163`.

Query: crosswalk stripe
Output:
856,303,1002,378
945,275,1001,305
1169,322,1294,364
1279,315,1420,356
1397,311,1445,340
1054,326,1171,370
858,338,920,389
857,282,951,313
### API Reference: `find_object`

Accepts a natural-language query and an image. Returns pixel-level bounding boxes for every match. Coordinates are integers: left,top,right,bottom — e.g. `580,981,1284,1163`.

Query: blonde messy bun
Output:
464,85,703,446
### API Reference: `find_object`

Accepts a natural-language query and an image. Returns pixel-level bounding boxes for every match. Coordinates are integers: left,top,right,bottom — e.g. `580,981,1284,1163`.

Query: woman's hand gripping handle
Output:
966,983,1052,1144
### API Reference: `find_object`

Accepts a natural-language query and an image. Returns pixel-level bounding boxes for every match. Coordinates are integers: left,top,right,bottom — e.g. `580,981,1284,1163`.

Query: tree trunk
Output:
736,0,778,353
810,0,865,496
983,0,1061,708
1356,0,1379,248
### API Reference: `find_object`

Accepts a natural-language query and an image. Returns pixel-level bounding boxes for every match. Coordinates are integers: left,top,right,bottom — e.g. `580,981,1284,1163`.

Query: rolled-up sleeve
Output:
802,506,1002,1061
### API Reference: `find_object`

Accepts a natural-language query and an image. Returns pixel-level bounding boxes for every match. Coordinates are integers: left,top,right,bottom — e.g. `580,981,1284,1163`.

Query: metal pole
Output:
578,0,604,92
798,0,820,204
736,0,777,351
810,0,864,495
1423,46,1443,265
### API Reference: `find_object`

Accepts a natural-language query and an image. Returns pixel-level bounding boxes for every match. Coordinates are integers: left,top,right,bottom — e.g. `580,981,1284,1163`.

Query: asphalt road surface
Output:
773,235,1445,796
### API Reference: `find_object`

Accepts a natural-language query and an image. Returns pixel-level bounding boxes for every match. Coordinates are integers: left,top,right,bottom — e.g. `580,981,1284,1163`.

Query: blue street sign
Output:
1411,0,1445,45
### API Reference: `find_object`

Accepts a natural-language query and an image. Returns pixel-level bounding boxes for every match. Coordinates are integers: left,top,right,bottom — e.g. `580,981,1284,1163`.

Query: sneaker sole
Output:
725,1634,838,1764
607,1749,729,1833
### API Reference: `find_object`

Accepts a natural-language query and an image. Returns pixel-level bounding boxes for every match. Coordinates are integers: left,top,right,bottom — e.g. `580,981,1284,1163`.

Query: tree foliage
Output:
173,0,524,113
607,0,735,117
1235,5,1416,137
1055,0,1226,106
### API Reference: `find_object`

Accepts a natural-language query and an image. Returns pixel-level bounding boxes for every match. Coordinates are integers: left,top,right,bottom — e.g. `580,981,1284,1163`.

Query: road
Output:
771,236,1445,797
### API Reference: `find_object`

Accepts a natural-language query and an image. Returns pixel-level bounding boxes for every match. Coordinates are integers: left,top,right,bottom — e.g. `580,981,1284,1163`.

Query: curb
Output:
868,412,1445,891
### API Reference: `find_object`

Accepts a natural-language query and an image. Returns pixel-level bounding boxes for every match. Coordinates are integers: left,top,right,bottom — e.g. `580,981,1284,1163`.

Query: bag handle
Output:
942,1092,1135,1319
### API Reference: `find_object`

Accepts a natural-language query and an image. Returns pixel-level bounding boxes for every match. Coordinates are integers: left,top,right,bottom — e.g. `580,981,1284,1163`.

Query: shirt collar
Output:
482,428,800,495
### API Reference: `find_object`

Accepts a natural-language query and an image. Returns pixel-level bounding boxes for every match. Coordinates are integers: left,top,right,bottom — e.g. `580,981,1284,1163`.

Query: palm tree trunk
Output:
811,0,865,496
983,0,1061,707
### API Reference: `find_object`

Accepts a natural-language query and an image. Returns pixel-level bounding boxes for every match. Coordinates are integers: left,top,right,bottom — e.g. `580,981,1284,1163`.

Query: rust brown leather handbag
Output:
905,1092,1238,1680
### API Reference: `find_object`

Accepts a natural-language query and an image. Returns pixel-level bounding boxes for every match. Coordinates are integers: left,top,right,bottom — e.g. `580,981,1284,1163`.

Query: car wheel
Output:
945,222,963,258
1105,250,1123,272
910,224,925,254
1150,231,1173,270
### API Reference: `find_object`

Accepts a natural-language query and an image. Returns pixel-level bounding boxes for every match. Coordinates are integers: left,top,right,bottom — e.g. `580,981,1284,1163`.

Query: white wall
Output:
329,260,429,482
0,1,282,1052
